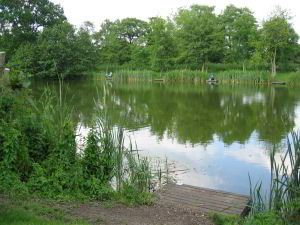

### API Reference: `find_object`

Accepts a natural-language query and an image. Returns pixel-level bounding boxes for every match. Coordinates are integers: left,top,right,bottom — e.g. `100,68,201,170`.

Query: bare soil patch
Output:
67,200,215,225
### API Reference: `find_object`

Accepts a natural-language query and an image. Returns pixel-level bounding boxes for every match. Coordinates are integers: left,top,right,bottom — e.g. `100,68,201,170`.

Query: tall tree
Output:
175,5,223,70
118,18,149,44
221,5,257,70
148,17,177,72
258,7,296,77
0,0,66,58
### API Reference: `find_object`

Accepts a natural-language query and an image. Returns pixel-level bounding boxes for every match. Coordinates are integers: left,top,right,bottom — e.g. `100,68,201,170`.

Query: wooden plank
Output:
180,184,249,199
160,195,245,215
162,189,248,207
164,185,249,202
159,193,247,214
166,184,249,201
160,198,243,215
157,184,250,216
159,191,248,212
206,80,219,83
271,82,287,85
165,188,249,206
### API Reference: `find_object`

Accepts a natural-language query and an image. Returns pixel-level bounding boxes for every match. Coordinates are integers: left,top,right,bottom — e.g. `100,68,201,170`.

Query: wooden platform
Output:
206,80,219,83
271,81,287,85
153,79,164,82
157,184,250,216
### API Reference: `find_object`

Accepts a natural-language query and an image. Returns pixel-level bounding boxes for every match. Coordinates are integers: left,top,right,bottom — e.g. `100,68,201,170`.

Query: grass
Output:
274,71,300,85
0,198,90,225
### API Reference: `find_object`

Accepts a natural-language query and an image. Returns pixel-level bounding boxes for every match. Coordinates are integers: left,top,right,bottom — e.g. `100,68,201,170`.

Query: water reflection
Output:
31,80,300,194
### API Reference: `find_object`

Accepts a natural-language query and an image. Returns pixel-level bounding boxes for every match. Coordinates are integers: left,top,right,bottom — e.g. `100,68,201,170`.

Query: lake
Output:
32,79,300,195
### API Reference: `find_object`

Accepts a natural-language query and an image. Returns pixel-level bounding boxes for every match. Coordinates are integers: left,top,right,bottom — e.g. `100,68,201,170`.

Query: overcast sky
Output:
51,0,300,35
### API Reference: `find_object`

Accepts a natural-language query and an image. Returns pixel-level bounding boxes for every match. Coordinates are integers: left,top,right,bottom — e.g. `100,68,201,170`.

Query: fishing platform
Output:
157,184,250,216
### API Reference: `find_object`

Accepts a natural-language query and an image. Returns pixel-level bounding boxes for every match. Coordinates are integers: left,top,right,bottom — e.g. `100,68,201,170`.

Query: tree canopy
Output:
0,0,66,58
1,3,299,78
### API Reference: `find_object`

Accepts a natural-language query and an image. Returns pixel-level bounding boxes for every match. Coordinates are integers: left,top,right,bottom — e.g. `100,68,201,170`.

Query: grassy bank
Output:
0,198,90,225
91,69,300,85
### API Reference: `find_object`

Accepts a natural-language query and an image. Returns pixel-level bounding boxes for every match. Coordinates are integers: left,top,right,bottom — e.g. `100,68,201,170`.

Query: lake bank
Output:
89,70,300,85
0,195,215,225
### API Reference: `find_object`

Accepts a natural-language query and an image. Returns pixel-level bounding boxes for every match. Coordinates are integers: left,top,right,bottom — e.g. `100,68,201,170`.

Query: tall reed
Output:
249,131,300,223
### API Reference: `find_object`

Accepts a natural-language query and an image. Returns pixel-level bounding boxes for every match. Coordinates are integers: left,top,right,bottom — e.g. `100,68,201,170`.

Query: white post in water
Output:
0,52,6,77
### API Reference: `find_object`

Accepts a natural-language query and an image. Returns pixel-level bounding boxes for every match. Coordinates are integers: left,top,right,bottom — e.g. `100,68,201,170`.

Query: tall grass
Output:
92,69,275,84
249,131,300,223
163,70,207,82
217,70,270,84
275,71,300,85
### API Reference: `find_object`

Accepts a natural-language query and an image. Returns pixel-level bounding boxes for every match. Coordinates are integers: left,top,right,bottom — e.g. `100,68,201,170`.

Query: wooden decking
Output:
153,79,164,82
157,184,250,216
271,81,287,85
206,80,219,83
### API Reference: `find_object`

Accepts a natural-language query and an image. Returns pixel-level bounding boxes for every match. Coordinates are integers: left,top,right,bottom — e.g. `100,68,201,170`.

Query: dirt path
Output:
69,201,215,225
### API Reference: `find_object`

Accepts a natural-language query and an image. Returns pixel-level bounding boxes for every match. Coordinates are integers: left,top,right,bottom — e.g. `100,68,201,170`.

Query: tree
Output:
10,22,97,78
95,19,131,66
0,0,66,59
118,18,149,44
148,17,177,72
258,7,295,77
221,5,257,70
76,21,98,72
174,5,223,70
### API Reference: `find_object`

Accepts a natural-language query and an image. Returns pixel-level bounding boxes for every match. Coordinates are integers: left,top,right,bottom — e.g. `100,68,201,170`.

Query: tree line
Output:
0,0,299,78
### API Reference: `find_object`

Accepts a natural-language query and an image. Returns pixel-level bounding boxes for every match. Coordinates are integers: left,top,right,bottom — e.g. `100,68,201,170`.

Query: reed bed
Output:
94,69,276,84
249,131,300,223
216,70,270,84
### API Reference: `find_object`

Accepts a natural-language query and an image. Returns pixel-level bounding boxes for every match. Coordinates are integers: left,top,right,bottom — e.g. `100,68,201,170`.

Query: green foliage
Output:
5,69,27,89
7,22,97,78
0,200,90,225
82,128,115,184
209,211,285,225
0,85,157,204
2,2,299,78
248,131,300,224
221,5,257,67
175,5,223,69
148,17,177,72
209,213,242,225
92,5,299,76
254,7,299,77
0,0,66,59
243,212,284,225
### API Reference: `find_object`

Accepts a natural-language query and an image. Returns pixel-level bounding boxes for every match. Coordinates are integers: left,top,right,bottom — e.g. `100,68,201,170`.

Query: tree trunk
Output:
242,61,246,72
271,49,277,78
271,56,276,78
201,63,205,72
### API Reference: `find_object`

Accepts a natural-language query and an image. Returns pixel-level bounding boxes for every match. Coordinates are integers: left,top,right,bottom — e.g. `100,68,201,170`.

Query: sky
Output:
51,0,300,35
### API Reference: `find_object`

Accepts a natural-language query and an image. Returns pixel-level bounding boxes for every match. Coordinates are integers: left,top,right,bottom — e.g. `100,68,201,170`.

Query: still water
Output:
32,80,300,195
